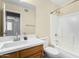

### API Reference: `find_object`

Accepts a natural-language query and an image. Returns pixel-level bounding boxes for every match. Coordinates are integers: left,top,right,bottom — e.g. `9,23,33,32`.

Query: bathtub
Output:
41,37,79,58
44,46,79,58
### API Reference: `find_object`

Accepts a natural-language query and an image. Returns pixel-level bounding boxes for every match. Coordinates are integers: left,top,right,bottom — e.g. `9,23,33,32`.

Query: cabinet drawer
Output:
20,45,43,58
0,52,19,58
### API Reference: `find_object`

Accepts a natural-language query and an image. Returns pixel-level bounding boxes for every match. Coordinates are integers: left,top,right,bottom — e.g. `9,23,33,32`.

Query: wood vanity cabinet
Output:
0,52,19,58
0,45,44,58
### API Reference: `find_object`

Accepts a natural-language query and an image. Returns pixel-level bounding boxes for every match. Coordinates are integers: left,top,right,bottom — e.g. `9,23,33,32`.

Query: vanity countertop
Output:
0,38,44,55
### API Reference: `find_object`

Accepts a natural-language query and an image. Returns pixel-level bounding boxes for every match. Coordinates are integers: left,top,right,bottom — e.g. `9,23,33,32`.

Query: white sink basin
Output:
0,39,44,49
0,41,13,49
1,40,28,49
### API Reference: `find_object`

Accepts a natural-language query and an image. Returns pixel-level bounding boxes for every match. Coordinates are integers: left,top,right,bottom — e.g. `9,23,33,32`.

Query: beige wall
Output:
24,0,58,40
60,1,79,15
5,2,36,34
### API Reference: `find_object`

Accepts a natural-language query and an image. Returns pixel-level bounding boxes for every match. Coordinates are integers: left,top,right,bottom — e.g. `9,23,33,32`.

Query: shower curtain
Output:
50,12,79,55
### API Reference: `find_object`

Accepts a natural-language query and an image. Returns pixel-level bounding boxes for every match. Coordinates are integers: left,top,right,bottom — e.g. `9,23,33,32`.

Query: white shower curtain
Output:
50,12,79,55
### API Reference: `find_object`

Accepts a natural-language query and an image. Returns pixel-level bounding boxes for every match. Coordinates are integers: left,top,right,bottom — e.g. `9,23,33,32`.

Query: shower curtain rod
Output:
50,0,79,14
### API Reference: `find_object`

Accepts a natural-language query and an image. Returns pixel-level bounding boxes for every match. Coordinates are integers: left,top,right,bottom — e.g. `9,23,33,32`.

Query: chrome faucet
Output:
13,37,20,41
13,33,20,41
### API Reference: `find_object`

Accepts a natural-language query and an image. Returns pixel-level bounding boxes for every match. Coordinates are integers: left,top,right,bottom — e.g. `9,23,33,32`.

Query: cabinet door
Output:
28,52,42,58
19,45,43,58
0,52,19,58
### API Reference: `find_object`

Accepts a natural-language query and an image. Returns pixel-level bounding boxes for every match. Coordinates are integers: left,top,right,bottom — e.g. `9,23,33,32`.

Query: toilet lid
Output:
44,47,60,55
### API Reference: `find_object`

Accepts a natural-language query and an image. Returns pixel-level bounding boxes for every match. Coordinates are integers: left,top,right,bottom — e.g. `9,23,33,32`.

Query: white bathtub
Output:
44,46,79,58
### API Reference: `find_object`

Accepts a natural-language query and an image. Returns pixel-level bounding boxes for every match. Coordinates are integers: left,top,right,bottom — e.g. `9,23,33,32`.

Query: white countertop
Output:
0,38,44,55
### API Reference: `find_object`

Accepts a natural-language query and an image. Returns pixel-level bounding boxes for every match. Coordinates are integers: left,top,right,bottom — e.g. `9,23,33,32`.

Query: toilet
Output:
43,39,61,58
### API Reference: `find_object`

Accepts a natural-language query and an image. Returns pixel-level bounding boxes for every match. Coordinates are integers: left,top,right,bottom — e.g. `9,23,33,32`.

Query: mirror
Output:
0,0,36,37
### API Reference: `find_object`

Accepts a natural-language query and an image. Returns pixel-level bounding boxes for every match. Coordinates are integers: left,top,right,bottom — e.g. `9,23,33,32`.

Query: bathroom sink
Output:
0,38,44,49
0,41,13,49
0,39,43,49
0,40,28,49
0,38,44,55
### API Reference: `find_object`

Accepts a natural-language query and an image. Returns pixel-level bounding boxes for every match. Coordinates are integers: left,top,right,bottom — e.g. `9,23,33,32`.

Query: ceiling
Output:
4,0,78,9
4,0,35,10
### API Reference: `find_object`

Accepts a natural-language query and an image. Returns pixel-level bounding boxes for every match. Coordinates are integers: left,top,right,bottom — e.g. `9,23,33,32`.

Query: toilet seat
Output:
44,47,60,55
